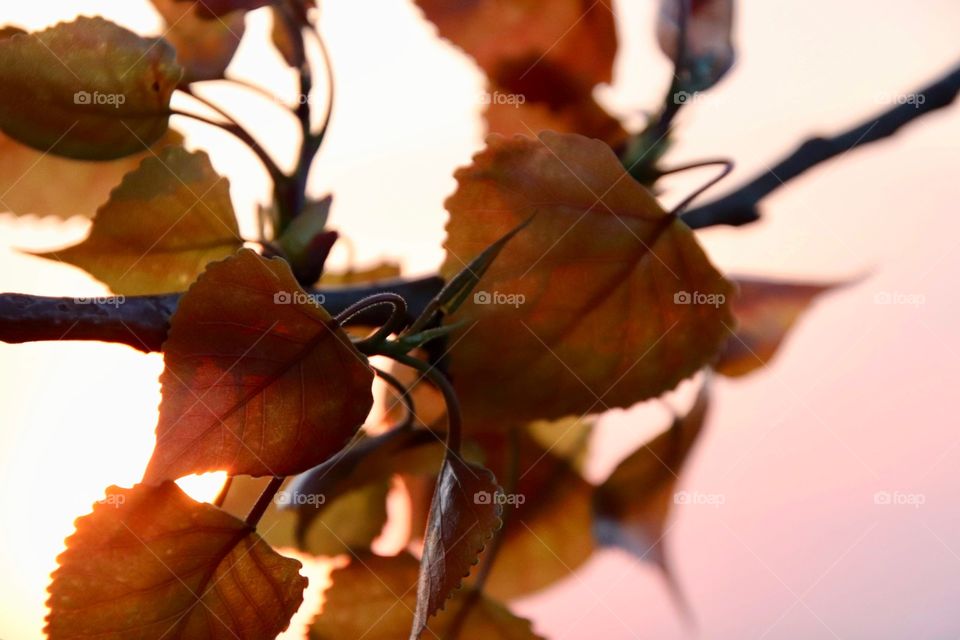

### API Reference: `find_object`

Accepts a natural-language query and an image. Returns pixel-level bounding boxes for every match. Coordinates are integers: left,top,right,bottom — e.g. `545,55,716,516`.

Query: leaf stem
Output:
390,352,462,454
213,476,234,508
372,366,417,431
246,476,284,528
659,159,735,216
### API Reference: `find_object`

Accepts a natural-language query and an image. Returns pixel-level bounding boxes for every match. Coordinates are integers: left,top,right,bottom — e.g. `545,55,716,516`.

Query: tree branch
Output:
0,277,444,353
682,60,960,230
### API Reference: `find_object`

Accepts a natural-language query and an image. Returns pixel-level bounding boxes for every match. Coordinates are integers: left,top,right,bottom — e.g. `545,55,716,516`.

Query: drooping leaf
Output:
0,129,182,219
311,552,543,640
442,132,735,427
657,0,735,92
35,146,242,294
143,249,374,483
592,384,711,615
46,483,306,640
0,17,181,160
412,455,502,639
716,277,842,377
416,0,616,99
152,0,246,83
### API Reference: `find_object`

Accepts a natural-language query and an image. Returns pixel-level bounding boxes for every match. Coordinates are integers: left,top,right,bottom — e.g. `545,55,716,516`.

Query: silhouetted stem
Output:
246,476,284,527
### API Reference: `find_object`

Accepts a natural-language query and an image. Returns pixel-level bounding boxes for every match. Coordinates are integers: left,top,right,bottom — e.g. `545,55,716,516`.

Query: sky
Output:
0,0,959,638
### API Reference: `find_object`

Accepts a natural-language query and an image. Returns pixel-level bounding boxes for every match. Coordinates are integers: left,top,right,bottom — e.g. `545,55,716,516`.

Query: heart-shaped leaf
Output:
46,483,306,640
311,552,543,640
0,17,181,160
0,129,182,219
143,249,374,483
35,146,242,294
657,0,735,92
442,132,734,427
152,0,246,83
716,277,842,377
593,384,711,615
412,454,502,639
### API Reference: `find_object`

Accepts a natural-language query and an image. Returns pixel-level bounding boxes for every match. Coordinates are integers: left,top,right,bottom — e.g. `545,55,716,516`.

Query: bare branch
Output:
682,60,960,230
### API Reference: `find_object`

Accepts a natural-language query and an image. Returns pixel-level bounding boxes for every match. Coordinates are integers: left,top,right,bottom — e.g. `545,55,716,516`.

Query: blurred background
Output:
0,0,958,638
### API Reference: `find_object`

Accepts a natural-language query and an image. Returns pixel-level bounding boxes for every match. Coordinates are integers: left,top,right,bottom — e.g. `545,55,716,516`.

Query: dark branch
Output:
682,60,960,230
0,277,444,353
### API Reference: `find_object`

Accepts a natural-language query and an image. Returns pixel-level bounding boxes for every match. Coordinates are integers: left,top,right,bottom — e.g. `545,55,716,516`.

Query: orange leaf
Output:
0,128,182,219
152,0,246,83
0,17,181,160
441,132,734,427
35,146,242,294
715,277,842,377
484,90,627,146
416,0,616,98
46,483,306,640
144,249,374,482
312,552,543,640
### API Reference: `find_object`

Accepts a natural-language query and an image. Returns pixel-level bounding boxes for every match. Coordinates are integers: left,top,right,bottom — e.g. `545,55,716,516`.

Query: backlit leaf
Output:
657,0,735,92
311,553,543,640
484,91,628,147
412,455,502,639
0,17,181,160
442,132,734,427
0,128,182,219
292,481,391,556
716,277,841,377
35,146,242,294
593,384,711,614
47,483,306,640
416,0,616,98
143,249,374,483
152,0,246,83
177,0,278,19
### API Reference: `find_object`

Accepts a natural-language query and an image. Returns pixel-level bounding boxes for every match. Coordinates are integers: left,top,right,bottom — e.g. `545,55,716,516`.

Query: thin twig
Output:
246,476,284,527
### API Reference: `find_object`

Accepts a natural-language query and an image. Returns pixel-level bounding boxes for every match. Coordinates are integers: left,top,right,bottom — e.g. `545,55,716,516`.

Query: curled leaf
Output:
311,553,543,640
35,146,241,294
442,132,734,427
657,0,735,92
412,455,502,639
47,483,306,640
152,0,246,83
0,17,181,159
716,277,842,377
143,249,374,483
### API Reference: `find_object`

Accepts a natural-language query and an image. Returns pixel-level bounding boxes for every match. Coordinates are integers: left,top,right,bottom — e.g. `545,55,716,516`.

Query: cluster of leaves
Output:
0,0,846,638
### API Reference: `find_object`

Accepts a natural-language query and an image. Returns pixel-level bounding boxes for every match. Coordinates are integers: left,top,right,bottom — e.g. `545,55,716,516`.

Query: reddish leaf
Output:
47,483,306,640
35,146,242,294
416,0,616,98
143,249,374,483
442,132,734,427
716,277,841,377
593,384,710,615
311,552,543,640
152,0,246,83
0,17,181,159
657,0,735,91
412,455,502,639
